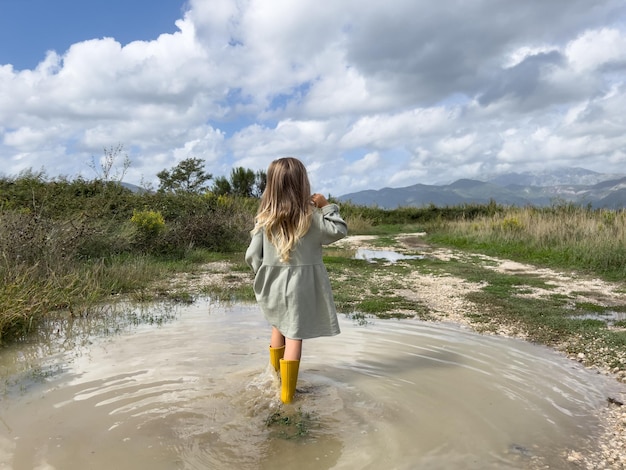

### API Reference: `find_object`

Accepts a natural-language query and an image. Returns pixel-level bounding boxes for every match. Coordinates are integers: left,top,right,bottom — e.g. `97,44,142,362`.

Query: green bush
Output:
131,209,166,240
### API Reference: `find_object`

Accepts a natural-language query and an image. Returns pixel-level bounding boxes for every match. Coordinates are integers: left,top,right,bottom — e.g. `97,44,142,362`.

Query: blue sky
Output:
1,0,626,196
0,0,184,70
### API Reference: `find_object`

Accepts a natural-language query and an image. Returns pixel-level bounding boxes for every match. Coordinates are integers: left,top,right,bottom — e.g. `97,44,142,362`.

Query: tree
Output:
253,170,267,197
211,176,232,196
157,158,212,194
89,144,130,184
230,167,256,197
210,166,267,197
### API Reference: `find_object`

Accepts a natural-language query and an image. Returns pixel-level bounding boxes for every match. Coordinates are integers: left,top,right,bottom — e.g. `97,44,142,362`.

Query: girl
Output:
245,157,348,404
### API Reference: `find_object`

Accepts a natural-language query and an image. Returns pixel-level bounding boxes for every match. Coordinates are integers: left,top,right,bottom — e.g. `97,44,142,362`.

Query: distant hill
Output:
338,168,626,209
121,182,149,193
486,167,618,187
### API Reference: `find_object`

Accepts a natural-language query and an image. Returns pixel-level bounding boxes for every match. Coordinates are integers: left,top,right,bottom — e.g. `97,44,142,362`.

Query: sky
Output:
1,0,626,196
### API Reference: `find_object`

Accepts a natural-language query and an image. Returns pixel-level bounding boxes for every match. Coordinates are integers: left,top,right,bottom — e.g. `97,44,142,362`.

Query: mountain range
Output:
338,168,626,209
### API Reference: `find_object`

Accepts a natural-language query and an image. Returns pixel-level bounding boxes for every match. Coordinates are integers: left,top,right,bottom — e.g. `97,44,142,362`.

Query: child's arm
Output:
311,193,348,244
245,230,264,273
318,203,348,245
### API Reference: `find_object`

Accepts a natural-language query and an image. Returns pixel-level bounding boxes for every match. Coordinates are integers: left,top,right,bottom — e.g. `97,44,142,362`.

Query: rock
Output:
567,450,583,462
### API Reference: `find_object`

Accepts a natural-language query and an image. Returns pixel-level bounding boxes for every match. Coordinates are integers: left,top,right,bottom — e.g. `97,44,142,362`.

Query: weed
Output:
265,408,315,439
345,312,372,326
357,296,424,317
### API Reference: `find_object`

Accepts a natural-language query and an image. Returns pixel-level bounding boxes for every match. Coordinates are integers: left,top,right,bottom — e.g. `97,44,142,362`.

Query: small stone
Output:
567,450,583,462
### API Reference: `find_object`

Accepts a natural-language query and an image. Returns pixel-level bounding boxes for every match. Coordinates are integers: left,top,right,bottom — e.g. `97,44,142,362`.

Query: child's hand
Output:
311,193,329,208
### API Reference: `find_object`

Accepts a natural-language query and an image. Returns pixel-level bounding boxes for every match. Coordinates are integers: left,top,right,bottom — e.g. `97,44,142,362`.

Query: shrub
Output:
131,209,166,237
499,216,523,232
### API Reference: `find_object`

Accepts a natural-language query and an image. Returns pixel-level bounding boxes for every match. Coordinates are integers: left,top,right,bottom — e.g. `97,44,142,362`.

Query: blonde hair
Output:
253,157,313,262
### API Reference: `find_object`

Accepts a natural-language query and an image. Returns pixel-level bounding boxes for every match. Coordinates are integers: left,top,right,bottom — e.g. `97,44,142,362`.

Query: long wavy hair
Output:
253,157,313,262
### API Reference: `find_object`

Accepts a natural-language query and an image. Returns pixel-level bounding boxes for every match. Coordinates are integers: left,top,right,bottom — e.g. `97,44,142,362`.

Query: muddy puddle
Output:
354,248,423,263
0,299,621,469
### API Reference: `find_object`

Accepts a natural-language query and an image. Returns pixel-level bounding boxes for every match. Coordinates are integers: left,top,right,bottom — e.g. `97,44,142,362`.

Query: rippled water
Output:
0,299,621,469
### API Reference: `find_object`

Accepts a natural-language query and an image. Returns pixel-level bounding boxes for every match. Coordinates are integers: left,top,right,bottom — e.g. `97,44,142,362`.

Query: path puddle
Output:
0,299,622,469
355,248,423,263
570,310,626,326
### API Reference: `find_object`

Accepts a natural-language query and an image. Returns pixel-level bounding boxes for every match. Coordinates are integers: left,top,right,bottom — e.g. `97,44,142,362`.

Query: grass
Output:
323,251,430,318
389,248,626,371
425,205,626,281
0,248,239,341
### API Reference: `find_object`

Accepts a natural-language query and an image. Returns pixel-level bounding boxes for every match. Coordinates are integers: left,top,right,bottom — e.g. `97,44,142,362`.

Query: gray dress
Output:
245,204,348,340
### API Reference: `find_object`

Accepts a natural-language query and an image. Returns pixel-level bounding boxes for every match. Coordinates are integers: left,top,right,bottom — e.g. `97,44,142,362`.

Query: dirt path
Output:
339,235,626,357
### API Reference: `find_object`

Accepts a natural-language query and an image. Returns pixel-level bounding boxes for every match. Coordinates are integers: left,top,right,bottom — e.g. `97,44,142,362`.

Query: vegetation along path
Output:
163,233,626,469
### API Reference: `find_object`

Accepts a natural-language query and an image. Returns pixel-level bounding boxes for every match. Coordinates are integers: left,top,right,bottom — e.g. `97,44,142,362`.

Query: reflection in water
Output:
570,310,626,326
0,302,179,398
0,299,622,469
354,248,423,263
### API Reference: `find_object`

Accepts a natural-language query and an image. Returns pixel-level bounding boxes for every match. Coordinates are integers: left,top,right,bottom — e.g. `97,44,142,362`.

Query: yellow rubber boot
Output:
279,359,300,404
269,345,285,372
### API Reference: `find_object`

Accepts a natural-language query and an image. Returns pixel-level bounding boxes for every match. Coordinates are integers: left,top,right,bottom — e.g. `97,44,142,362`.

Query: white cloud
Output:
346,152,381,174
1,0,626,195
4,125,70,151
566,28,626,73
436,134,476,155
340,107,457,149
504,46,559,68
231,119,333,163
